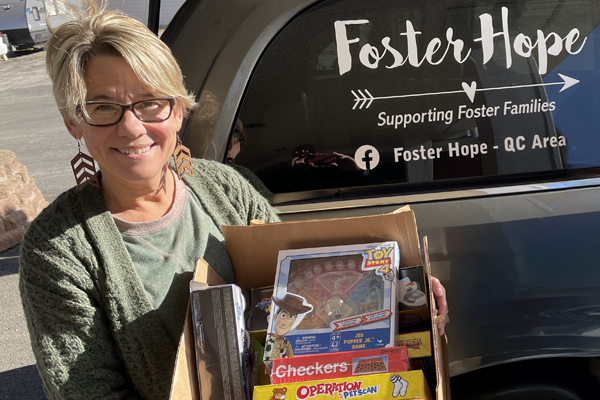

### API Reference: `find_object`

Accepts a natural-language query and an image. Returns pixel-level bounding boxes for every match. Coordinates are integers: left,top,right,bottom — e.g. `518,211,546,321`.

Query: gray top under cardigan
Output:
19,159,279,400
115,170,235,347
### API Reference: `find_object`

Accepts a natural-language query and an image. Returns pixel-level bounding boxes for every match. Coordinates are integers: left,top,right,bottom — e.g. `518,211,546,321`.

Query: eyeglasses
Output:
82,98,175,127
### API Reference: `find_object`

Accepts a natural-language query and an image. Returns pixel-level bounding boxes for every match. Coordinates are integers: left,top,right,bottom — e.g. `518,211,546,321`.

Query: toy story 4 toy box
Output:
263,242,399,368
169,206,450,400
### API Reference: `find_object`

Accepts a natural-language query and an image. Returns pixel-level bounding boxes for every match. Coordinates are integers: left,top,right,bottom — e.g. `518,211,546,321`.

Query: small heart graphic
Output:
462,81,477,103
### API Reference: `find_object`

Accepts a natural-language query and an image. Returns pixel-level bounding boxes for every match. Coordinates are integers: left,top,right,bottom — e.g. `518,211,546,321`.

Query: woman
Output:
19,1,447,399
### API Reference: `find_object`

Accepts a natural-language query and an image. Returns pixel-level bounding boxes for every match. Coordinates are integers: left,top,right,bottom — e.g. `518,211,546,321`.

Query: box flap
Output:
170,258,226,400
424,237,451,400
223,208,421,292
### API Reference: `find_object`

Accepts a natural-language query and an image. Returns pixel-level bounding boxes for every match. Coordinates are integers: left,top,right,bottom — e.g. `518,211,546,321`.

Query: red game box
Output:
270,346,408,384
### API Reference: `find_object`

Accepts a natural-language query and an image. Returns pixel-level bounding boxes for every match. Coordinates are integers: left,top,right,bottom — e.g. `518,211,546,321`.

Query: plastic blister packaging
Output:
190,282,251,400
264,242,399,368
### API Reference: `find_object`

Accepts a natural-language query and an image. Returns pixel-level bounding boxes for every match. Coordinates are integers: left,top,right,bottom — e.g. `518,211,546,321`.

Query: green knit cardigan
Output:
19,159,279,400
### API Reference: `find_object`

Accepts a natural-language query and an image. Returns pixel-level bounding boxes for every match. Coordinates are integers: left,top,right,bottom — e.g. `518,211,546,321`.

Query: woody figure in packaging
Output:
264,293,313,362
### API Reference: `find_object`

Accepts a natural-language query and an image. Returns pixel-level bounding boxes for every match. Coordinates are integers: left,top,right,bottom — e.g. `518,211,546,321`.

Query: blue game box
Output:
263,242,399,366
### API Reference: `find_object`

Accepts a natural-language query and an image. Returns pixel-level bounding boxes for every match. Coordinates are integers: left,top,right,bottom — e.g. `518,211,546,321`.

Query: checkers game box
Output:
270,346,408,384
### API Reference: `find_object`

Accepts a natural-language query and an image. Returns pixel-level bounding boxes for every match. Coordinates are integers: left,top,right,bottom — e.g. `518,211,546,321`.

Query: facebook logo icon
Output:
354,145,380,171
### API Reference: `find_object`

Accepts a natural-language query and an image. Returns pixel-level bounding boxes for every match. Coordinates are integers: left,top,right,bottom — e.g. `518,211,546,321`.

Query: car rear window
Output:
232,0,600,201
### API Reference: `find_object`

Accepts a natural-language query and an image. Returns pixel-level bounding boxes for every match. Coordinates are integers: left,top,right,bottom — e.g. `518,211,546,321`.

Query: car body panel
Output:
164,0,600,378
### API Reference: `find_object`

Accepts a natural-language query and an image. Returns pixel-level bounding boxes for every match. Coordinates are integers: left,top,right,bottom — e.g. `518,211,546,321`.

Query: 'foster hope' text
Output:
335,6,586,75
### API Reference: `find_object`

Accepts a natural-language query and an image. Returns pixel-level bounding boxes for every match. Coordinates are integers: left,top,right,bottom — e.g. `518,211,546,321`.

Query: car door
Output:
165,0,600,396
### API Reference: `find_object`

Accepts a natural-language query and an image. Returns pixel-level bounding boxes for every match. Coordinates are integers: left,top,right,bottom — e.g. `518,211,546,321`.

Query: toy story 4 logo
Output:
362,247,395,281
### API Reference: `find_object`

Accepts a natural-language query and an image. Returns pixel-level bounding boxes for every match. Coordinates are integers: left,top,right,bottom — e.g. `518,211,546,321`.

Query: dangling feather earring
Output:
173,135,193,179
71,139,99,190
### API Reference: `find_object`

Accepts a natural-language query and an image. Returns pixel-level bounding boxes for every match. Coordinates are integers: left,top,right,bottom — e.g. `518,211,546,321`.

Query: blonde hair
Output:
46,0,196,122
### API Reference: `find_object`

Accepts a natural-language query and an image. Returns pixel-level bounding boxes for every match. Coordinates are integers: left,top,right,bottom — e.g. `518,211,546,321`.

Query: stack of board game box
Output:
249,241,433,400
169,207,450,400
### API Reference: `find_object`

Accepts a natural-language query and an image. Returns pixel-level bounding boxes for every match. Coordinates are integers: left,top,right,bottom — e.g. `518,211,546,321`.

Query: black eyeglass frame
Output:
82,97,176,127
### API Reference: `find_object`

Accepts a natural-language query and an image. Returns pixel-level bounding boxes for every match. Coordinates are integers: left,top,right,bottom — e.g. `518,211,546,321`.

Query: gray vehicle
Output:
0,0,70,50
162,0,600,398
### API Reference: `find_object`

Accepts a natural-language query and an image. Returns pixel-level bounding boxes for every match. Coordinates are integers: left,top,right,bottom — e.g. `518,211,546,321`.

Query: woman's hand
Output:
431,277,448,336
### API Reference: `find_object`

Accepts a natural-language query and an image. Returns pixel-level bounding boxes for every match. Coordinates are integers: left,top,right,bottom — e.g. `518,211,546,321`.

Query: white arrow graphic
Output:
351,73,580,109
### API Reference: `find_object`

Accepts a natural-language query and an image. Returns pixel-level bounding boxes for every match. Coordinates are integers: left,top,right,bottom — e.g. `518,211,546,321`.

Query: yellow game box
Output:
253,370,432,400
396,331,435,393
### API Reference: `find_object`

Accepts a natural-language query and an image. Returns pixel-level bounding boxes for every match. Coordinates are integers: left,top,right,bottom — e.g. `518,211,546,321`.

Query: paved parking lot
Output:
0,50,74,202
0,50,74,400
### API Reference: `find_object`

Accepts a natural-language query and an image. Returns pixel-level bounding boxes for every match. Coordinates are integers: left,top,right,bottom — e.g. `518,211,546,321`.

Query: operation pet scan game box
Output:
170,207,450,400
271,346,408,384
263,242,399,368
253,370,433,400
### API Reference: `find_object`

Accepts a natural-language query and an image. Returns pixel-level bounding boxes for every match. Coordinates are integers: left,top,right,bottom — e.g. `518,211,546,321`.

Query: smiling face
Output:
64,55,183,189
274,310,297,337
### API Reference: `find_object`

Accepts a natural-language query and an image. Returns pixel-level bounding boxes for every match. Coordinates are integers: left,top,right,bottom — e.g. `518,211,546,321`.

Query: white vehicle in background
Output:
0,0,184,52
0,0,70,51
0,32,7,60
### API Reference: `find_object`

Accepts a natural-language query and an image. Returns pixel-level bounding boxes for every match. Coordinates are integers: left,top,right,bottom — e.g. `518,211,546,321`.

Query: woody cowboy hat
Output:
272,293,313,314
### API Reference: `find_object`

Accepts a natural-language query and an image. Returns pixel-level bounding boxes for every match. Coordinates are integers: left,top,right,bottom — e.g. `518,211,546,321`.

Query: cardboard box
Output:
169,207,450,400
271,346,408,384
253,370,433,400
